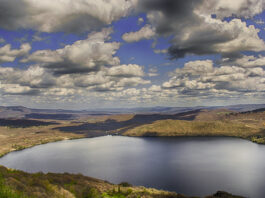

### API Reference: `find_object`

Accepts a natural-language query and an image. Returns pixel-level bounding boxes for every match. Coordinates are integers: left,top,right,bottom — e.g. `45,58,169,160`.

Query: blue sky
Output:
0,0,265,109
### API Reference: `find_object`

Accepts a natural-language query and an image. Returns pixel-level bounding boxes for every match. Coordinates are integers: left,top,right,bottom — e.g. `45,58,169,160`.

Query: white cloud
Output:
116,77,149,87
0,84,36,95
211,19,265,53
0,62,149,95
154,49,167,54
139,0,265,58
148,67,158,77
202,0,265,19
0,65,55,90
32,34,44,42
162,59,265,96
0,38,5,43
122,24,156,42
181,60,214,74
149,85,161,92
22,28,121,75
167,17,265,58
138,17,144,24
0,28,151,97
107,64,144,77
229,55,265,68
0,43,31,63
255,19,265,25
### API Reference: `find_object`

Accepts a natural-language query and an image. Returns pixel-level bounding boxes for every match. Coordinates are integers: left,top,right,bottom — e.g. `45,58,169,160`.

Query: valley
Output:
0,105,264,198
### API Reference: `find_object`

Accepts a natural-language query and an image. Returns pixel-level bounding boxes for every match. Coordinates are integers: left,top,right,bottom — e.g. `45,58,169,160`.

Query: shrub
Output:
119,182,132,187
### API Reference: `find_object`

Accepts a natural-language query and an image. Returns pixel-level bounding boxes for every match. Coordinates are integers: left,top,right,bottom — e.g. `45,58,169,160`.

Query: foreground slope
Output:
0,166,244,198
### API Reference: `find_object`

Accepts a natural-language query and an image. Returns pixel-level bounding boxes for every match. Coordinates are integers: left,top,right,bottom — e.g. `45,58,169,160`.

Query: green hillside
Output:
0,166,244,198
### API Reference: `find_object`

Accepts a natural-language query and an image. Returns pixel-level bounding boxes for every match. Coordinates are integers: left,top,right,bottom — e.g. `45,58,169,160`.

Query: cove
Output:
0,136,265,198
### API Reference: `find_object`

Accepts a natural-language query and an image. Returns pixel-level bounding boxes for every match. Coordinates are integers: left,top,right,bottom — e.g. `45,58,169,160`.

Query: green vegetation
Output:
0,175,28,198
124,109,265,144
0,166,245,198
250,134,265,144
0,124,84,158
11,144,27,151
0,166,181,198
124,119,259,137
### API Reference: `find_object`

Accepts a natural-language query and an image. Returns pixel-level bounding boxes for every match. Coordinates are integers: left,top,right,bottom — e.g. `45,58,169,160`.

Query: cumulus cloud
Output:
154,49,167,54
22,28,120,75
0,43,31,63
0,64,149,96
255,19,265,25
73,67,149,92
224,55,265,68
72,65,149,92
167,15,265,59
0,0,138,33
0,65,55,90
148,67,158,77
137,0,265,58
0,84,39,95
122,24,156,42
107,64,144,77
0,62,149,96
0,27,151,97
201,0,265,19
0,38,5,43
162,58,265,98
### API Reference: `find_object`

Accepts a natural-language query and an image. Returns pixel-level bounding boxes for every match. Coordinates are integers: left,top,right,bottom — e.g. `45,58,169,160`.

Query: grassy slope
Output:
124,110,265,144
124,120,258,137
0,114,134,157
0,166,244,198
0,123,85,157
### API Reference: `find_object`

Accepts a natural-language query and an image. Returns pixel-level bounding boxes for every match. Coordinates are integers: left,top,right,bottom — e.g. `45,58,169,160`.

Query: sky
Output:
0,0,265,110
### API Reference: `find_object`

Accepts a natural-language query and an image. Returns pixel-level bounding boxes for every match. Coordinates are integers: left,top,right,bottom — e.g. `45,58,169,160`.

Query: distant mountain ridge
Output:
0,104,265,119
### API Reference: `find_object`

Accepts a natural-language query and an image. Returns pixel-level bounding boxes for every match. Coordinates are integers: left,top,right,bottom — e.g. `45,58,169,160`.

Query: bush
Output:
85,188,101,198
0,175,28,198
119,182,132,187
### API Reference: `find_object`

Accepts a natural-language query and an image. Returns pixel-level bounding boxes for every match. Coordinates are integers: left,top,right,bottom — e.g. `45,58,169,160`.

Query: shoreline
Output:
125,134,265,145
0,135,85,158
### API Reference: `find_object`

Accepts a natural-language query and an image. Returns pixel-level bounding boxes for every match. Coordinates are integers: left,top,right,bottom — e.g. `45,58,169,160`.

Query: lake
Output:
0,136,265,197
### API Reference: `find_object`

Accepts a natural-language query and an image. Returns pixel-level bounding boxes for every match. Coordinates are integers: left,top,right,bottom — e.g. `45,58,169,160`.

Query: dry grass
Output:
0,123,84,157
0,114,134,157
123,109,265,144
194,109,235,121
124,119,265,143
0,166,182,198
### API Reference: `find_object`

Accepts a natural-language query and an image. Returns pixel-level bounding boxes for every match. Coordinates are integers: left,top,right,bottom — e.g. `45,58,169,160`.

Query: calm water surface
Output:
0,136,265,198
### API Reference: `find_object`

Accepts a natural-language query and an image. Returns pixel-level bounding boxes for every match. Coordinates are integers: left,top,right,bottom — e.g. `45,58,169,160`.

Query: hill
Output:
123,108,265,144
